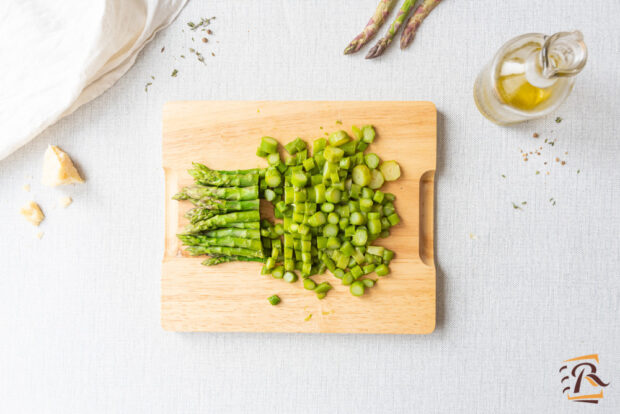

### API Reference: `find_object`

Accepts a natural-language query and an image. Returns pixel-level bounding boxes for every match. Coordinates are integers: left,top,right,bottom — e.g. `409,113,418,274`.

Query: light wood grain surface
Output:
162,101,436,334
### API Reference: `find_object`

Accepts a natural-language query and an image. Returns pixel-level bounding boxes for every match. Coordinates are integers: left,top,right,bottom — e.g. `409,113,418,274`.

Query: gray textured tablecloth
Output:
1,1,618,412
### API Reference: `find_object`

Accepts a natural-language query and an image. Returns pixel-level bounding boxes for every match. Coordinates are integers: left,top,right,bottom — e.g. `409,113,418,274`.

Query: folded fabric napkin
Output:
0,0,187,160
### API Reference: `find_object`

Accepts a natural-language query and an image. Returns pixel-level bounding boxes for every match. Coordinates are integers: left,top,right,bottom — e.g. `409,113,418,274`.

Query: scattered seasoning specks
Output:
144,82,152,92
171,69,178,77
202,37,208,43
501,174,506,178
336,120,343,125
555,116,562,123
160,46,165,53
304,313,313,321
512,202,522,210
532,132,539,138
577,169,581,174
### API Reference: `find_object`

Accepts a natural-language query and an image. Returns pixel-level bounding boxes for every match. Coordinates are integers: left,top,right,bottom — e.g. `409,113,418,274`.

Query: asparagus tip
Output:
365,43,385,59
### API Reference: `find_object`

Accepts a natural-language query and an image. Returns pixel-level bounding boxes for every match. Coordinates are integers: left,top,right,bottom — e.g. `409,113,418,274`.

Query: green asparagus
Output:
400,0,443,50
174,184,259,201
186,245,264,258
174,123,403,300
192,198,260,212
344,0,398,55
202,256,266,266
365,0,415,59
178,234,263,250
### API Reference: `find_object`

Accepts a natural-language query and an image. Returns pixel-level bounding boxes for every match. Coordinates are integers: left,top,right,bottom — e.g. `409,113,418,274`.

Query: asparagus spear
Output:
365,0,415,59
192,198,260,212
184,210,260,233
202,228,261,240
174,185,259,201
185,208,217,224
178,234,263,250
188,164,259,187
202,256,266,266
344,0,397,55
186,245,264,258
190,162,261,177
400,0,442,49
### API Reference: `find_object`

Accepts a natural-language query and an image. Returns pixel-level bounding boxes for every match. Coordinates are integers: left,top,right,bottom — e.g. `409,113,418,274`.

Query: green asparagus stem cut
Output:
259,136,279,154
379,160,401,181
344,0,398,54
268,295,281,305
350,280,365,296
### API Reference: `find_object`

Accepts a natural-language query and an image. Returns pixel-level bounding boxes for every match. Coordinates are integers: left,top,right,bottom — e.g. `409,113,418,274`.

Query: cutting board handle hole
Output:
419,170,435,266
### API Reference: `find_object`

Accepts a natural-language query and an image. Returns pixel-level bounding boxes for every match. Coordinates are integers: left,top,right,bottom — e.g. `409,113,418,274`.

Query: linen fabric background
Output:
0,1,618,412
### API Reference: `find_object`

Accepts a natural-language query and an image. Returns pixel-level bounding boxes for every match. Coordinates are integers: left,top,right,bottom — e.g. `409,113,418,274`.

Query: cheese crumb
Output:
22,184,30,192
36,231,44,239
60,196,73,208
20,201,45,226
42,145,84,186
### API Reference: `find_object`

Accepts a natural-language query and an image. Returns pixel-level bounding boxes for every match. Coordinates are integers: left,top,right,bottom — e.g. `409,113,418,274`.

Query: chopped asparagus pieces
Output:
268,295,281,305
174,123,403,299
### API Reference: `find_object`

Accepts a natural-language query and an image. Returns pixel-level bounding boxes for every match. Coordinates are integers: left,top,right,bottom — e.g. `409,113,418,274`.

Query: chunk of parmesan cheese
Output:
20,201,45,226
60,196,73,208
42,145,84,186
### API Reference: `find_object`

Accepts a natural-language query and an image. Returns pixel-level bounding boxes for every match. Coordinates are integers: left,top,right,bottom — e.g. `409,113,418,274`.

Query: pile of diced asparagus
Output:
175,125,402,299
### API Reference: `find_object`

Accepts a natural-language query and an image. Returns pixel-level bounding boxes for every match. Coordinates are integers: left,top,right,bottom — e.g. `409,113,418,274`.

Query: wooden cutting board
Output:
162,101,436,334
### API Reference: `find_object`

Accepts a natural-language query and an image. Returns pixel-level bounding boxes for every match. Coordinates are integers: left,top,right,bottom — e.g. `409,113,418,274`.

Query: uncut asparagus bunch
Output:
343,0,397,55
400,0,442,49
365,0,415,59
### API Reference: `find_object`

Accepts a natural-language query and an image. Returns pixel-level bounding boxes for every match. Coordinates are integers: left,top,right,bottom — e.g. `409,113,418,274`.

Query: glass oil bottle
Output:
474,31,587,125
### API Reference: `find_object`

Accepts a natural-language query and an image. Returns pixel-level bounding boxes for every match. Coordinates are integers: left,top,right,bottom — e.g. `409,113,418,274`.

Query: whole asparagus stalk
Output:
174,185,259,201
365,0,415,59
192,198,260,212
344,0,397,55
201,228,261,240
178,234,263,251
202,256,266,266
400,0,442,49
184,210,260,233
186,245,264,258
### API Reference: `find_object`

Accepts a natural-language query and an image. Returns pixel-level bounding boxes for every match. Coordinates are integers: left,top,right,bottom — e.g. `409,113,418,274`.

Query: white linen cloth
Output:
0,0,187,160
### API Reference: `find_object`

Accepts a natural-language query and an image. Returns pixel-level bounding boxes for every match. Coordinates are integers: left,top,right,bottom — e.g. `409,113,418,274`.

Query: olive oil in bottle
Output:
474,31,587,125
